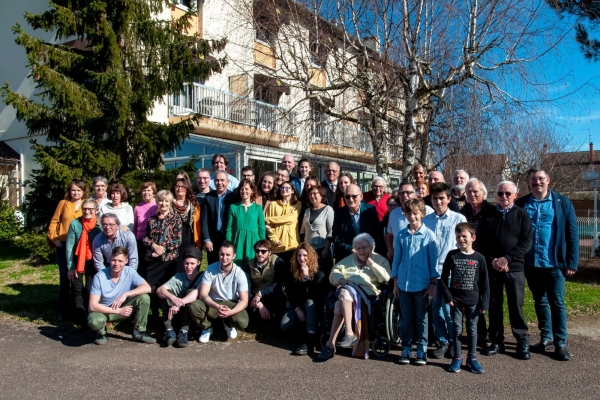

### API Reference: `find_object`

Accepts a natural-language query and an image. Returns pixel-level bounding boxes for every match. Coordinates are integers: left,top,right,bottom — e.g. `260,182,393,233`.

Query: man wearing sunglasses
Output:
478,181,533,360
247,239,285,323
332,184,384,261
515,168,578,361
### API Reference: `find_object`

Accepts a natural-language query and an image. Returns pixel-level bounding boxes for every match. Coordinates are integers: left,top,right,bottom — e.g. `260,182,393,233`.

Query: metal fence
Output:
577,216,599,259
170,83,297,136
311,120,373,153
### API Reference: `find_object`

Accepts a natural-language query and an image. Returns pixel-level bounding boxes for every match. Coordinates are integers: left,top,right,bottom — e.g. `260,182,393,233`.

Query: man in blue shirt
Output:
515,168,579,361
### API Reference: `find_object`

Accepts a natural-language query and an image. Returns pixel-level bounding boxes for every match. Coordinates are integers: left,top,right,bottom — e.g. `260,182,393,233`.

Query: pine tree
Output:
547,0,600,61
1,0,226,226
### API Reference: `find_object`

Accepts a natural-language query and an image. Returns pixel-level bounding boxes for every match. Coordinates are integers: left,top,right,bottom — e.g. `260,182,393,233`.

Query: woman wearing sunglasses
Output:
264,181,302,272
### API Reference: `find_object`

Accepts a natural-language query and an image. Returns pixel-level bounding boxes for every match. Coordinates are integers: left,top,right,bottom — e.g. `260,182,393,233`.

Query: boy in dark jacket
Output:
441,223,489,374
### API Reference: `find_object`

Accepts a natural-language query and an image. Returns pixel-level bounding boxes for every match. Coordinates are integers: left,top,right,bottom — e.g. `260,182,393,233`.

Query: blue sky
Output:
546,29,600,151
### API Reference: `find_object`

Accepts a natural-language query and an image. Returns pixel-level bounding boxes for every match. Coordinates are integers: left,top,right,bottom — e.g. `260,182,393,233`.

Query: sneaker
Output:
94,333,108,345
176,330,189,348
415,351,427,366
448,357,462,373
198,327,213,343
398,349,411,365
433,341,449,359
225,325,238,339
133,331,156,344
316,345,335,361
163,329,176,347
467,356,484,374
293,343,308,355
337,333,359,348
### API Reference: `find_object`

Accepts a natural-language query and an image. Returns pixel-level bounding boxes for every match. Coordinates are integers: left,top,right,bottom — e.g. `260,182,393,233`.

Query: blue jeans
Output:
525,267,568,346
451,302,479,357
399,290,428,352
433,279,453,344
56,243,69,318
280,299,317,333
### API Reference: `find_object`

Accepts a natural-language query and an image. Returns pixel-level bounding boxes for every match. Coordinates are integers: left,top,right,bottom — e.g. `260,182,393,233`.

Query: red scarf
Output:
75,216,97,273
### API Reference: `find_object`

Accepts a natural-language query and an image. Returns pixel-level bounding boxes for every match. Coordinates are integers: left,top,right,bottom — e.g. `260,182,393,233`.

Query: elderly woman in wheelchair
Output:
317,233,391,361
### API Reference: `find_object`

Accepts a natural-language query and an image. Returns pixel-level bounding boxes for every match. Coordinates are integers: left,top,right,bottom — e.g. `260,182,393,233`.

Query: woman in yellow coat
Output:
264,181,302,271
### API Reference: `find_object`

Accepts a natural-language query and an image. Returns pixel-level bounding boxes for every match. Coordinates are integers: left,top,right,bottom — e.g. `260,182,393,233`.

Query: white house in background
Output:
1,0,406,205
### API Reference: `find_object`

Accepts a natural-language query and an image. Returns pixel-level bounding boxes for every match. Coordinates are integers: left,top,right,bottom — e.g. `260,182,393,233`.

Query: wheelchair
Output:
319,283,401,358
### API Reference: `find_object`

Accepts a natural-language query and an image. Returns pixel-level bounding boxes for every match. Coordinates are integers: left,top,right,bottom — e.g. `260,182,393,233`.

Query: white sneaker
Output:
198,327,213,343
225,324,237,339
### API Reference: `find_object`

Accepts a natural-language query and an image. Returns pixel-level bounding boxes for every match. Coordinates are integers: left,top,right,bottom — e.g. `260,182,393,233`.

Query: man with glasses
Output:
247,239,285,323
322,161,341,206
92,213,138,271
195,168,212,203
386,182,433,260
332,184,384,261
515,168,578,361
478,181,533,360
362,176,390,222
202,171,236,264
241,166,255,183
209,154,239,191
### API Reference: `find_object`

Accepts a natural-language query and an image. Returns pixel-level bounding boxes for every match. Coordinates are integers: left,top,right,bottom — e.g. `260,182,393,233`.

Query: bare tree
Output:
220,0,572,177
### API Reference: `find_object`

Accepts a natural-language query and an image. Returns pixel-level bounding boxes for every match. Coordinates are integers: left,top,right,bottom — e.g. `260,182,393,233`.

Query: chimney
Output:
590,142,594,165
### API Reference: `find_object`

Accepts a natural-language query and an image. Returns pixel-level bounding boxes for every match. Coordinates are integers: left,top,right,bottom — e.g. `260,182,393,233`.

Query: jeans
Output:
280,299,317,333
525,267,568,346
451,302,479,357
433,280,453,344
399,289,428,352
56,243,69,318
88,294,151,334
189,299,249,330
488,269,529,344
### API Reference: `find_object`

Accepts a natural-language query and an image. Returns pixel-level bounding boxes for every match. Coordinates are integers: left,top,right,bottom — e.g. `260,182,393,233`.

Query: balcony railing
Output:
311,120,373,153
171,83,297,136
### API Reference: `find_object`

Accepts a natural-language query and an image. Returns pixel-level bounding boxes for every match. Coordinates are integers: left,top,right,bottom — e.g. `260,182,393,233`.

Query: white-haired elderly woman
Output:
91,176,110,212
460,178,495,238
362,176,390,222
317,233,391,361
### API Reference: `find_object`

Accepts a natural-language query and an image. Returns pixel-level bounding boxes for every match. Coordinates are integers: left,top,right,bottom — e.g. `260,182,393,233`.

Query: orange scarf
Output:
75,216,97,273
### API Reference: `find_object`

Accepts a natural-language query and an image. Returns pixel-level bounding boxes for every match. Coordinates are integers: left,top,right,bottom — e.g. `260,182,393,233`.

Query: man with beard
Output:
451,170,469,210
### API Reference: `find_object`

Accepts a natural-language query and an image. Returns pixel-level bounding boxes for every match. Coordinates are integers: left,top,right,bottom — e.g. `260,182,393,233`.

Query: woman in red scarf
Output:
170,176,202,272
65,199,102,332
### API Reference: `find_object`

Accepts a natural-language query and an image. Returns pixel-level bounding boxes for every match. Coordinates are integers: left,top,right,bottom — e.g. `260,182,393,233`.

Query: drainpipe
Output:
19,146,24,207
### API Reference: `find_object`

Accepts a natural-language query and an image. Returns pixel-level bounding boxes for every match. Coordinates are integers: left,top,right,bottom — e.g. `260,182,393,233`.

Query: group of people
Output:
47,154,579,373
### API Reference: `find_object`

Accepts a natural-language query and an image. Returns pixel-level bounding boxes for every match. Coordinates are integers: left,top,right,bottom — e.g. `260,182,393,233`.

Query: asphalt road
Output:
0,319,599,400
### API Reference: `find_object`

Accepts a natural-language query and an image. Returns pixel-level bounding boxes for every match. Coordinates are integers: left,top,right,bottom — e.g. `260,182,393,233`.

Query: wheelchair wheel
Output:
371,336,391,358
319,332,330,349
385,294,401,346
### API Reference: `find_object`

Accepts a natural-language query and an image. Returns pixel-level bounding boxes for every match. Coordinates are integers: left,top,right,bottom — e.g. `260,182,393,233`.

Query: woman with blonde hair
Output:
281,243,326,355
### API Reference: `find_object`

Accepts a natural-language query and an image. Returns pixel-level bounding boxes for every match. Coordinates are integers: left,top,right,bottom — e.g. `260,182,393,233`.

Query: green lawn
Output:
1,241,600,329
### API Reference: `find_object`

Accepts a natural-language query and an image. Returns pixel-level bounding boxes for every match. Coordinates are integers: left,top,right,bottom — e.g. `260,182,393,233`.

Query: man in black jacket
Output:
332,184,384,261
478,181,533,360
201,171,237,264
321,162,340,207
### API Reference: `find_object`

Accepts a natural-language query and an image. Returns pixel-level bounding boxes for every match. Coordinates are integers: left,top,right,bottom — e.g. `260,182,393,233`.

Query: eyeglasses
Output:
242,175,254,179
344,194,360,200
276,174,288,178
530,177,547,182
280,187,292,191
255,249,270,254
497,192,513,197
373,185,385,189
325,169,339,173
197,177,210,180
102,223,117,228
82,208,95,212
398,191,414,196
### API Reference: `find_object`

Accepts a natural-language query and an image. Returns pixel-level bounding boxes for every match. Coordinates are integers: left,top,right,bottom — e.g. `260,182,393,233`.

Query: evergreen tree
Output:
547,0,600,61
1,0,226,227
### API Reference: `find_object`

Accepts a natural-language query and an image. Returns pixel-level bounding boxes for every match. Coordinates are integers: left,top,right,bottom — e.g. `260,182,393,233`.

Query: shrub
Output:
0,201,23,241
12,232,56,264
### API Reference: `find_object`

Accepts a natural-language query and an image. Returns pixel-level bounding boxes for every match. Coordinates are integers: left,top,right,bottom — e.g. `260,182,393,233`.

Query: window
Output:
309,41,327,68
256,16,276,45
175,0,195,8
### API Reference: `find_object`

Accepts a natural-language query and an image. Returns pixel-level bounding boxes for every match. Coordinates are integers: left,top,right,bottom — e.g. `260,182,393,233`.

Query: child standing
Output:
392,199,439,366
440,222,490,373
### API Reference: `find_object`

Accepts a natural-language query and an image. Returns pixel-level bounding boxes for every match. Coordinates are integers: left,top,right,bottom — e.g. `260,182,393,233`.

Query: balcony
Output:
310,120,374,163
170,83,298,146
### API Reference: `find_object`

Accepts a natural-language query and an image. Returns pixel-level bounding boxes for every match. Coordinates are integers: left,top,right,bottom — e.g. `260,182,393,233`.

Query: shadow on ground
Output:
0,283,56,323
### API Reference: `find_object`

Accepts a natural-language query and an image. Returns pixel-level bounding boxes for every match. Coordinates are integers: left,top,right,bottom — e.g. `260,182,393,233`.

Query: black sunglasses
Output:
344,194,360,200
497,191,513,197
255,249,270,254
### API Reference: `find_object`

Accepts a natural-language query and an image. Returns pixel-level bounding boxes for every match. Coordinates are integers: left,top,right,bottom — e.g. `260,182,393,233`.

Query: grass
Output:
1,241,600,330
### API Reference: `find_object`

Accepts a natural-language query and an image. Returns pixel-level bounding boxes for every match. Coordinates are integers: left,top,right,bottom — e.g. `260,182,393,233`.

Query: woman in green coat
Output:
226,179,266,270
